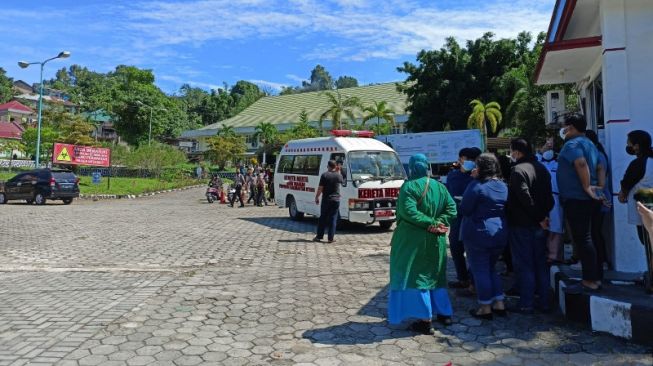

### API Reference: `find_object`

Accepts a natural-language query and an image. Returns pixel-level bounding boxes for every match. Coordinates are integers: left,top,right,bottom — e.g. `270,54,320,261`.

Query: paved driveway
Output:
0,189,651,365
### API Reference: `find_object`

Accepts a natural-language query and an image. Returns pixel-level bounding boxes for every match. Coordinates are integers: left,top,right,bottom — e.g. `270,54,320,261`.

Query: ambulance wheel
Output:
288,196,304,221
380,221,394,230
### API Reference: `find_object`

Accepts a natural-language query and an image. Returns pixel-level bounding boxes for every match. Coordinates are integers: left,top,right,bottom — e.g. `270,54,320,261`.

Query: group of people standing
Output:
229,165,274,208
388,114,653,334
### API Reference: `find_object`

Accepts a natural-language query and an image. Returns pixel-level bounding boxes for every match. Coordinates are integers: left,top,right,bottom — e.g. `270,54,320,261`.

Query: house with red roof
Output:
0,100,35,125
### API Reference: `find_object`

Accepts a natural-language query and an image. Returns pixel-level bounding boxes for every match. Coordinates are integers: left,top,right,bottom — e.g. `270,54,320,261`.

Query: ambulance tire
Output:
287,196,304,221
379,221,394,230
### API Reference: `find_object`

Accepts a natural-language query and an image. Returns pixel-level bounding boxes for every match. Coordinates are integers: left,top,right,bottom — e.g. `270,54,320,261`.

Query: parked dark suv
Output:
0,169,80,205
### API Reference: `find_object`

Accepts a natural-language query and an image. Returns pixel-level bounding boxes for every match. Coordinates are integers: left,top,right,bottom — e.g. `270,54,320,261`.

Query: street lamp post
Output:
18,51,71,168
136,101,166,146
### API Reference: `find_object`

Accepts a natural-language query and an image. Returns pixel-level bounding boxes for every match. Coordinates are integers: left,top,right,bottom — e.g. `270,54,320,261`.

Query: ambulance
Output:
274,130,406,229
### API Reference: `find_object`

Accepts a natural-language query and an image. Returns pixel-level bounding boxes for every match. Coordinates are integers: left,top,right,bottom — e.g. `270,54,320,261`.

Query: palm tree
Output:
254,122,278,165
467,99,502,150
218,124,236,137
319,90,363,131
362,100,395,130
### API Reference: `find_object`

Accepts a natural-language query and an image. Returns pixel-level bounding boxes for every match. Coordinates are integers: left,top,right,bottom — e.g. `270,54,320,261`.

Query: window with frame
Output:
291,155,322,176
278,155,295,174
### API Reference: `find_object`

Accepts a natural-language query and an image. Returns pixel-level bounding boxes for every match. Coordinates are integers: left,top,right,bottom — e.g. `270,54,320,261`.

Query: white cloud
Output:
285,74,308,83
121,0,554,62
248,79,288,91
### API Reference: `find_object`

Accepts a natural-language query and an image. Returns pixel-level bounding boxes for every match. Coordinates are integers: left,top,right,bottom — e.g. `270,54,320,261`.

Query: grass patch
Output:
0,172,205,196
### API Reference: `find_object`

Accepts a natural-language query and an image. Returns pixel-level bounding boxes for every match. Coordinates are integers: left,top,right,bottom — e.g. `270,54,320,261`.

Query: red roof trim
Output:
534,36,602,83
555,0,578,42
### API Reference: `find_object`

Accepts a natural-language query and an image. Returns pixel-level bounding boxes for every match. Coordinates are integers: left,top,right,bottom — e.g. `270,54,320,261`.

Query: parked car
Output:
0,169,80,205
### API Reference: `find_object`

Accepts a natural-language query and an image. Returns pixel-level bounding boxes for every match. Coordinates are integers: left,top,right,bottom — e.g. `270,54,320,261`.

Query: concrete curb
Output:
78,184,205,201
550,265,653,346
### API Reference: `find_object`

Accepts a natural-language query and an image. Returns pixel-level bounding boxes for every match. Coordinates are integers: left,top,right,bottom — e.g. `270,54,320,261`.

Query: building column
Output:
600,0,646,272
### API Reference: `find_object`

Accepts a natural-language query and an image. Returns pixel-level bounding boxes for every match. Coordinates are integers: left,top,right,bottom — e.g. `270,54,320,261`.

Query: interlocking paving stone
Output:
0,188,651,365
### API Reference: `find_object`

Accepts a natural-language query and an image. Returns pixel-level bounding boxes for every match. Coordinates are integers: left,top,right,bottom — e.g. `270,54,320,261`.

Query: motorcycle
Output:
226,185,236,203
206,185,220,203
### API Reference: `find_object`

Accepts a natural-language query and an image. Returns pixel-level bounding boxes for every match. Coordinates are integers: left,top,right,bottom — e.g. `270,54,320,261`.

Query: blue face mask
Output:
462,160,476,172
542,150,554,161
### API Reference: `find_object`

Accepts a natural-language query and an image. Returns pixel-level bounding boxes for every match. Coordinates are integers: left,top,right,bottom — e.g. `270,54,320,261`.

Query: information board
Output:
52,143,111,167
376,130,483,164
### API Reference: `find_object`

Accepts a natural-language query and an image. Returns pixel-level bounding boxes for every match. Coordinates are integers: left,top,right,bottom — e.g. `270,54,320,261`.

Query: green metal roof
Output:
199,82,407,131
82,109,112,123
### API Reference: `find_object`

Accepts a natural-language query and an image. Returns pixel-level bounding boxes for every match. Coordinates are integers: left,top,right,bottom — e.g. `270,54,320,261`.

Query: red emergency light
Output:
330,130,375,138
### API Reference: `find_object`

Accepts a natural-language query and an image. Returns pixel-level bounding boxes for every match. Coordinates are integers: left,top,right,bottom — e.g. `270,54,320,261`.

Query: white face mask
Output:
542,150,554,161
559,127,568,140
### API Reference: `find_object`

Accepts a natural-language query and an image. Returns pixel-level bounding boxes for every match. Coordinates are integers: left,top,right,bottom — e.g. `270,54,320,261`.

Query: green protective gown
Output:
389,176,457,291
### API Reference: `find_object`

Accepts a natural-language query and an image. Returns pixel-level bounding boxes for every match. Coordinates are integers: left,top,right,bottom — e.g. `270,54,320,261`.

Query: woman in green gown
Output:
388,154,458,334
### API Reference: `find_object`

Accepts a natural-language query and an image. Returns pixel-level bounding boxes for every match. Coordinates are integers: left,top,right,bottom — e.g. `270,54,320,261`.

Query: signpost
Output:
52,143,111,167
52,143,112,190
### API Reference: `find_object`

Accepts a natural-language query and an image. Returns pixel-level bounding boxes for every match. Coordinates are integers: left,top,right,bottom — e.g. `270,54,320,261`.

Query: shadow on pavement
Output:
240,216,394,235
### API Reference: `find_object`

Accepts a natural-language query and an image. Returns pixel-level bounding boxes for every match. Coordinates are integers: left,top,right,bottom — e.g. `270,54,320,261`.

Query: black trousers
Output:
637,226,653,289
563,199,602,281
230,187,243,206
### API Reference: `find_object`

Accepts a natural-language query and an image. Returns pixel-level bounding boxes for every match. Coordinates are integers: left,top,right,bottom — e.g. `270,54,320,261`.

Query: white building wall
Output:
597,0,653,272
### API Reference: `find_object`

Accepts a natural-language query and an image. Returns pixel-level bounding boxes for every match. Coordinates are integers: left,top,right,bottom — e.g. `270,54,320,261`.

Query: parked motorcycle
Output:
206,185,220,203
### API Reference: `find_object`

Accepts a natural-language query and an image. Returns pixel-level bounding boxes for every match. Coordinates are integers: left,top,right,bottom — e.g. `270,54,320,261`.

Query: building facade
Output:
181,83,409,156
536,0,653,272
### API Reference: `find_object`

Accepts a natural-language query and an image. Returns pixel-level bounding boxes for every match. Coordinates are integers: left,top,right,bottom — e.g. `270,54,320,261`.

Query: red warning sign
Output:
52,143,111,167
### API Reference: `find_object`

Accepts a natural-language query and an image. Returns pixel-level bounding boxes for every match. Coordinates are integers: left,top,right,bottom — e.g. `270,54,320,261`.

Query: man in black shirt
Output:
314,160,344,243
506,138,554,313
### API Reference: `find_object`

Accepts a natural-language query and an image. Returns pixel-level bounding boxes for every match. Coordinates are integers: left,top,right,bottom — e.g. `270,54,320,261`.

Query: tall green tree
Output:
230,81,265,115
362,101,395,128
21,127,59,162
398,32,532,132
319,91,362,130
204,134,246,170
467,99,502,148
335,76,359,89
0,68,14,103
304,65,333,91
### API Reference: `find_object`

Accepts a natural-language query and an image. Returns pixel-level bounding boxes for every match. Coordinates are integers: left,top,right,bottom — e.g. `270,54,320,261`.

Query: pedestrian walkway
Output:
0,188,650,365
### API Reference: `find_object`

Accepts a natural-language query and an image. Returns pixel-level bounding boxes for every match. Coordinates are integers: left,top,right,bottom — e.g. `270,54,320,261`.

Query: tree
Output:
319,91,363,130
362,101,395,129
218,125,236,137
303,65,333,92
57,115,96,146
230,81,265,115
335,76,359,89
204,135,246,170
0,139,24,169
21,127,59,162
254,122,278,165
398,32,531,132
467,99,502,148
0,68,14,104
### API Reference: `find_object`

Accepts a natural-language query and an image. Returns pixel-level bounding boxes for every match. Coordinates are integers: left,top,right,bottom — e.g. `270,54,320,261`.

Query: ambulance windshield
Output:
348,151,406,182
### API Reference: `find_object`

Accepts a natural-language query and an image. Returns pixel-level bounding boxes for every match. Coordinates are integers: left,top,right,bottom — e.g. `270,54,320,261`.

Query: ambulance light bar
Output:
330,130,375,138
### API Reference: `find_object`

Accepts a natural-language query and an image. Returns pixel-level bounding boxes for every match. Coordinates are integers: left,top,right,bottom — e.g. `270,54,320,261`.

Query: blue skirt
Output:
387,288,452,324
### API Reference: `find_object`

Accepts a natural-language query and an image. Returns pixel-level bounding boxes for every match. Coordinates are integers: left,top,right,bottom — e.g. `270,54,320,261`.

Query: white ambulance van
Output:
274,130,406,229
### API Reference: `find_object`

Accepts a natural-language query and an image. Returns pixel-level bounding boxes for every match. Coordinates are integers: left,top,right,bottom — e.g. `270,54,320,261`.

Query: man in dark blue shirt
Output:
557,114,603,292
446,147,481,288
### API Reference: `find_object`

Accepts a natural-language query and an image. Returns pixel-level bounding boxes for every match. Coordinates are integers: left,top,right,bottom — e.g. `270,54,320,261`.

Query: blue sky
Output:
3,0,555,94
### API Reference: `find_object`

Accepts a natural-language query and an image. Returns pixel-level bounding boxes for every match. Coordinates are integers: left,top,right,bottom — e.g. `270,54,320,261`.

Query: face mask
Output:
626,146,636,156
559,127,568,140
509,156,517,163
462,160,476,172
542,150,554,161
